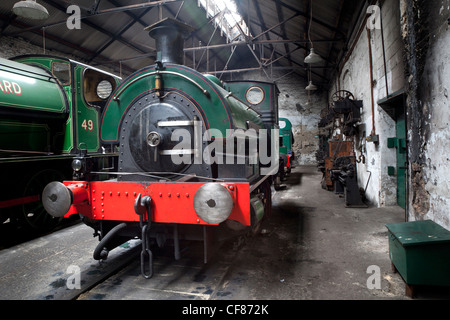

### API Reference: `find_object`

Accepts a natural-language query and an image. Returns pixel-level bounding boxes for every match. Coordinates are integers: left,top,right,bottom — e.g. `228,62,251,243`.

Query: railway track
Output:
0,218,252,300
0,222,140,300
76,230,250,300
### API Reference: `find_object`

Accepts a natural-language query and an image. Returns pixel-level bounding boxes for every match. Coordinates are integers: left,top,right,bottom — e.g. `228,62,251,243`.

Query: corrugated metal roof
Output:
0,0,364,89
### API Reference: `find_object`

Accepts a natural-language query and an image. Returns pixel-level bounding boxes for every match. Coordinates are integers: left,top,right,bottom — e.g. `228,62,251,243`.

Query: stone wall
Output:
223,69,327,165
328,0,406,207
401,0,450,228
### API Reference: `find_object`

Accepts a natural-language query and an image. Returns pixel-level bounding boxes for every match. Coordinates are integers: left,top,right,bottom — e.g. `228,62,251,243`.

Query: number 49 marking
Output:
81,119,94,131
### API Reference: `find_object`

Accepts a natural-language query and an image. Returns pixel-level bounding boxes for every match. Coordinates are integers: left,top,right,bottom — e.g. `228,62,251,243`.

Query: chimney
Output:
145,18,194,65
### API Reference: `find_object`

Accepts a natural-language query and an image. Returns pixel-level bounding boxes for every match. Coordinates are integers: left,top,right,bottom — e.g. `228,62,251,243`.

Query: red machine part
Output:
0,195,39,209
63,181,251,226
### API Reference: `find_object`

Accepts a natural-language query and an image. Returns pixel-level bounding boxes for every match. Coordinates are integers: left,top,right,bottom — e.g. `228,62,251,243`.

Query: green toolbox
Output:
386,220,450,287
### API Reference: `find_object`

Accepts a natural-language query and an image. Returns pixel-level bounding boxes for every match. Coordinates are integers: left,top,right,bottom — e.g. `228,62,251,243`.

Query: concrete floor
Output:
2,165,450,300
216,165,408,299
77,165,412,300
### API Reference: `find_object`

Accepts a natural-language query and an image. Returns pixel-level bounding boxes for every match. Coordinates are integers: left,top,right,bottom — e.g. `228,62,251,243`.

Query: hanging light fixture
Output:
304,1,323,64
305,81,317,91
304,48,323,64
12,0,49,20
305,64,318,91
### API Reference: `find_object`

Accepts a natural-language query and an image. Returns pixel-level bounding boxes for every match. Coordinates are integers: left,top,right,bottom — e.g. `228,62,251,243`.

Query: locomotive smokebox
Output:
145,18,194,65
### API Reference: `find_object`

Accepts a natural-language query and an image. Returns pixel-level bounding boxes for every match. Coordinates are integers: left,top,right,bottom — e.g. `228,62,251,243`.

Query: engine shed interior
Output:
1,0,450,304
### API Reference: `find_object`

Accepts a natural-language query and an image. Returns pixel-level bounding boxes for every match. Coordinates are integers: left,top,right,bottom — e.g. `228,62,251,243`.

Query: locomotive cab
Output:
83,68,117,110
8,55,121,155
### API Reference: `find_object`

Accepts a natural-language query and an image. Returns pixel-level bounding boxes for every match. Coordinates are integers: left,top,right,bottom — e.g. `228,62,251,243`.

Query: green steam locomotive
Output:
0,54,121,231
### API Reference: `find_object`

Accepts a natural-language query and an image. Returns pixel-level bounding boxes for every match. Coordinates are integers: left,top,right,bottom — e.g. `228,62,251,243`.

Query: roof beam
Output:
251,0,276,58
0,13,134,73
87,4,154,62
274,0,292,66
274,0,346,38
184,38,341,52
0,13,17,34
322,0,346,86
42,0,148,55
7,0,180,38
252,12,299,42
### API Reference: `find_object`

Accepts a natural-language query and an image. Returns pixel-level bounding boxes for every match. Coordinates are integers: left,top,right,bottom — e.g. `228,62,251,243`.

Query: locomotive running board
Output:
58,180,252,227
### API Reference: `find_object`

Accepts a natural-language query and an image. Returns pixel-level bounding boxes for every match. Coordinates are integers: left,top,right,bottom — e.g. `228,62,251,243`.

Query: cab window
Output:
83,68,116,108
52,62,71,86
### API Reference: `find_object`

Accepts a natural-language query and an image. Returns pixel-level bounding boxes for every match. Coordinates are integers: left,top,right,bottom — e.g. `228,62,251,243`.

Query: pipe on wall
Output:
367,27,376,136
379,1,389,98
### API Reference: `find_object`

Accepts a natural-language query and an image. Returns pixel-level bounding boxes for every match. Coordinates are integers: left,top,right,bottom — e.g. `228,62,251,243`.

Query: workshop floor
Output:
2,165,450,301
75,165,412,300
214,165,409,299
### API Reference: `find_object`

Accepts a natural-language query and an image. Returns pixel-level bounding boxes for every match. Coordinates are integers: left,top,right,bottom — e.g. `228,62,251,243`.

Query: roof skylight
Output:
198,0,250,41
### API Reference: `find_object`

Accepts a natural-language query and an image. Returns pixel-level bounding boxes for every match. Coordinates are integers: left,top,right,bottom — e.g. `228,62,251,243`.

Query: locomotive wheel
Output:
19,169,66,231
250,181,272,235
224,181,272,235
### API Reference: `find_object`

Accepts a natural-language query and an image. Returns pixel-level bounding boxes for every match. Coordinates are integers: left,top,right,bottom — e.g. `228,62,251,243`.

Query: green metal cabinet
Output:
386,220,450,286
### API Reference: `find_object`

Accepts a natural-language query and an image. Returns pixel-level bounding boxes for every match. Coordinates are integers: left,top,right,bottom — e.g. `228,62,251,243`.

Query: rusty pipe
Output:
367,27,376,136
